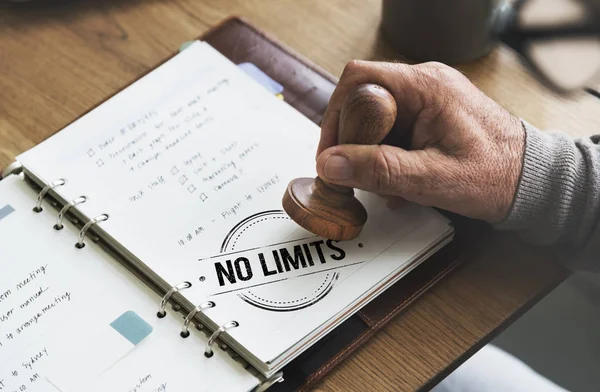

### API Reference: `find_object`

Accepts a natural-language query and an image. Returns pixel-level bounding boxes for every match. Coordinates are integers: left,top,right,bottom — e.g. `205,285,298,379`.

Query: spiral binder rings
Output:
2,163,285,392
28,173,111,250
0,17,459,392
180,301,214,338
32,178,65,212
55,195,87,230
205,321,240,357
75,213,109,248
157,281,191,318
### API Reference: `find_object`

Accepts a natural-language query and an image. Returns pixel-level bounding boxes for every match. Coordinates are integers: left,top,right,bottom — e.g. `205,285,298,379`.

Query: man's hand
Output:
316,60,526,224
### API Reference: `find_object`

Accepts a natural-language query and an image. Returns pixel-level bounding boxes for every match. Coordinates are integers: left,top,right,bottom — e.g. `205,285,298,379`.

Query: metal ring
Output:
180,301,214,338
254,372,284,392
205,321,239,357
54,196,87,230
75,214,109,249
33,179,66,212
157,281,192,318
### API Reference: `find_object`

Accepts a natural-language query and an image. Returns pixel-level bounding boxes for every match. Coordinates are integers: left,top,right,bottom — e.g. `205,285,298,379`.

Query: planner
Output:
0,174,262,392
0,17,456,391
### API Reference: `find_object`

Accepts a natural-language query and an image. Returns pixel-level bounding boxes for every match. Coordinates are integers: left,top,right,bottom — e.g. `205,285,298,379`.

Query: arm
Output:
315,59,600,272
495,121,600,272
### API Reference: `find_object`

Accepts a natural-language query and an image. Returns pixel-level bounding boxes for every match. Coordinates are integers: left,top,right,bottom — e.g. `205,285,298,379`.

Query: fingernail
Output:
324,155,353,181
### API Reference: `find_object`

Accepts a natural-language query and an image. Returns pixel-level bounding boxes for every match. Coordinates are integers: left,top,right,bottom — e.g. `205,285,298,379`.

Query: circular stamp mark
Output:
220,210,338,312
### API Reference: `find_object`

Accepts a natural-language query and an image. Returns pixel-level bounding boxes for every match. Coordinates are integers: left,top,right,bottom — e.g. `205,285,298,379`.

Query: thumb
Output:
316,144,434,198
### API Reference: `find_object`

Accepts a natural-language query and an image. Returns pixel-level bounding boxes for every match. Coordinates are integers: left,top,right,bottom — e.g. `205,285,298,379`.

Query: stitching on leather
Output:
359,310,374,326
297,257,463,391
301,259,459,389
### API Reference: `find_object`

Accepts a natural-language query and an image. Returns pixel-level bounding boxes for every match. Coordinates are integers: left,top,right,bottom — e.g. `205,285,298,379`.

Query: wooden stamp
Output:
282,84,397,240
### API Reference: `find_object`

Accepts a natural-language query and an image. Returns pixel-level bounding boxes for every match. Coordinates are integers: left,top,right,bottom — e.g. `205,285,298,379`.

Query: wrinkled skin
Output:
315,60,526,224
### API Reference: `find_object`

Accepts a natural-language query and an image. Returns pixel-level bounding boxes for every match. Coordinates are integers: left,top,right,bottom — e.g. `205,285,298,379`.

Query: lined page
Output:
17,41,321,287
16,41,453,371
0,174,258,392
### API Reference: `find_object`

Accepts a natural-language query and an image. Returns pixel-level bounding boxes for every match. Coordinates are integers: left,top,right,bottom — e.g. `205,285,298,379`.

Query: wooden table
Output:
1,1,597,390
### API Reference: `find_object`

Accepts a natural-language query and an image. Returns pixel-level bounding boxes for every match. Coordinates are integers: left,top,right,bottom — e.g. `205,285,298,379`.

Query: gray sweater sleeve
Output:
494,120,600,273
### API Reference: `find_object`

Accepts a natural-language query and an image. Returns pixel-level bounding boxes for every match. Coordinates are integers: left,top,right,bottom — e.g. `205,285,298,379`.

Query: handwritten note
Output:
16,40,321,290
87,86,219,177
174,173,280,248
87,87,266,210
0,236,82,392
0,346,49,392
11,40,453,375
0,176,128,391
0,262,74,359
0,174,260,392
73,333,260,392
93,372,169,392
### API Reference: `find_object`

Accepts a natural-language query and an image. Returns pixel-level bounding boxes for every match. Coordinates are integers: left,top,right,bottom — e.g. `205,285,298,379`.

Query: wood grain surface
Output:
0,0,592,390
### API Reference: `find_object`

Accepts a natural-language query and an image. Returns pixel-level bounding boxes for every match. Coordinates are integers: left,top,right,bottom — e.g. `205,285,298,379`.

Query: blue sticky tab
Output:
237,62,284,94
0,205,15,222
110,311,153,345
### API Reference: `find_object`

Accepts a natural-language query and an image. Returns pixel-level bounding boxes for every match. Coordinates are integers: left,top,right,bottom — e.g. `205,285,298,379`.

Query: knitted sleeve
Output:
494,120,600,272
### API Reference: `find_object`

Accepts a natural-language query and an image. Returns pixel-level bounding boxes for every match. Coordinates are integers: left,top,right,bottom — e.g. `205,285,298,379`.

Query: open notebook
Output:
0,173,262,391
1,40,453,388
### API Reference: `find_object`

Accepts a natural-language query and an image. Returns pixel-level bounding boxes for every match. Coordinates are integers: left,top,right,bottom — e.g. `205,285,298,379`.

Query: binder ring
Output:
205,321,239,358
180,301,215,338
33,178,66,212
75,214,109,249
255,372,284,392
157,281,192,318
54,196,87,230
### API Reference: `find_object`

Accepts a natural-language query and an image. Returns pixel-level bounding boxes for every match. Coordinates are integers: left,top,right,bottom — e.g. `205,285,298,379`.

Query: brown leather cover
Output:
199,16,468,391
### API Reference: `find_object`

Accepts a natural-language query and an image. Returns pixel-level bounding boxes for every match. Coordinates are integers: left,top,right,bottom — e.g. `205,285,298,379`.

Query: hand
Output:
315,60,526,224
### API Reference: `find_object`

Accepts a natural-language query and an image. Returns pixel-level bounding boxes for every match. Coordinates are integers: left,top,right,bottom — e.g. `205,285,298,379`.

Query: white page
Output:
200,195,452,367
0,174,259,392
17,41,322,288
15,41,453,370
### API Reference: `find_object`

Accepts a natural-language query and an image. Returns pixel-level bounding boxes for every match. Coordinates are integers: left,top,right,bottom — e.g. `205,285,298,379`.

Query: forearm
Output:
495,120,600,272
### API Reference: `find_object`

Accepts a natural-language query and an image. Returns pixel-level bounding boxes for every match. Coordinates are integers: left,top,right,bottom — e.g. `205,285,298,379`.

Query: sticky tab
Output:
45,310,155,392
0,204,15,221
237,62,284,94
110,310,153,345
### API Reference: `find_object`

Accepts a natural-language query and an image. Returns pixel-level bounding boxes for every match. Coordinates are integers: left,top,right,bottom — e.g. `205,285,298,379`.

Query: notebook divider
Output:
10,165,283,391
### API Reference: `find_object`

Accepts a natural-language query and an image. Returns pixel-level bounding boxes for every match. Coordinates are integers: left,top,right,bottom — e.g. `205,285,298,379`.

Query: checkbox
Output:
187,185,196,194
179,175,188,185
199,193,208,202
170,166,179,175
96,158,105,167
87,148,95,157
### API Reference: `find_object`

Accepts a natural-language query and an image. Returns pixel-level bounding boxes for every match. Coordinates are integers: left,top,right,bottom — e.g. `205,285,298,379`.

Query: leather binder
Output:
0,15,509,391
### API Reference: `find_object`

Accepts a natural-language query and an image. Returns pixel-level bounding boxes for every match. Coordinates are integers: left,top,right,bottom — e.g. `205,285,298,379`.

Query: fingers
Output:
316,107,340,159
316,143,438,200
317,60,427,158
